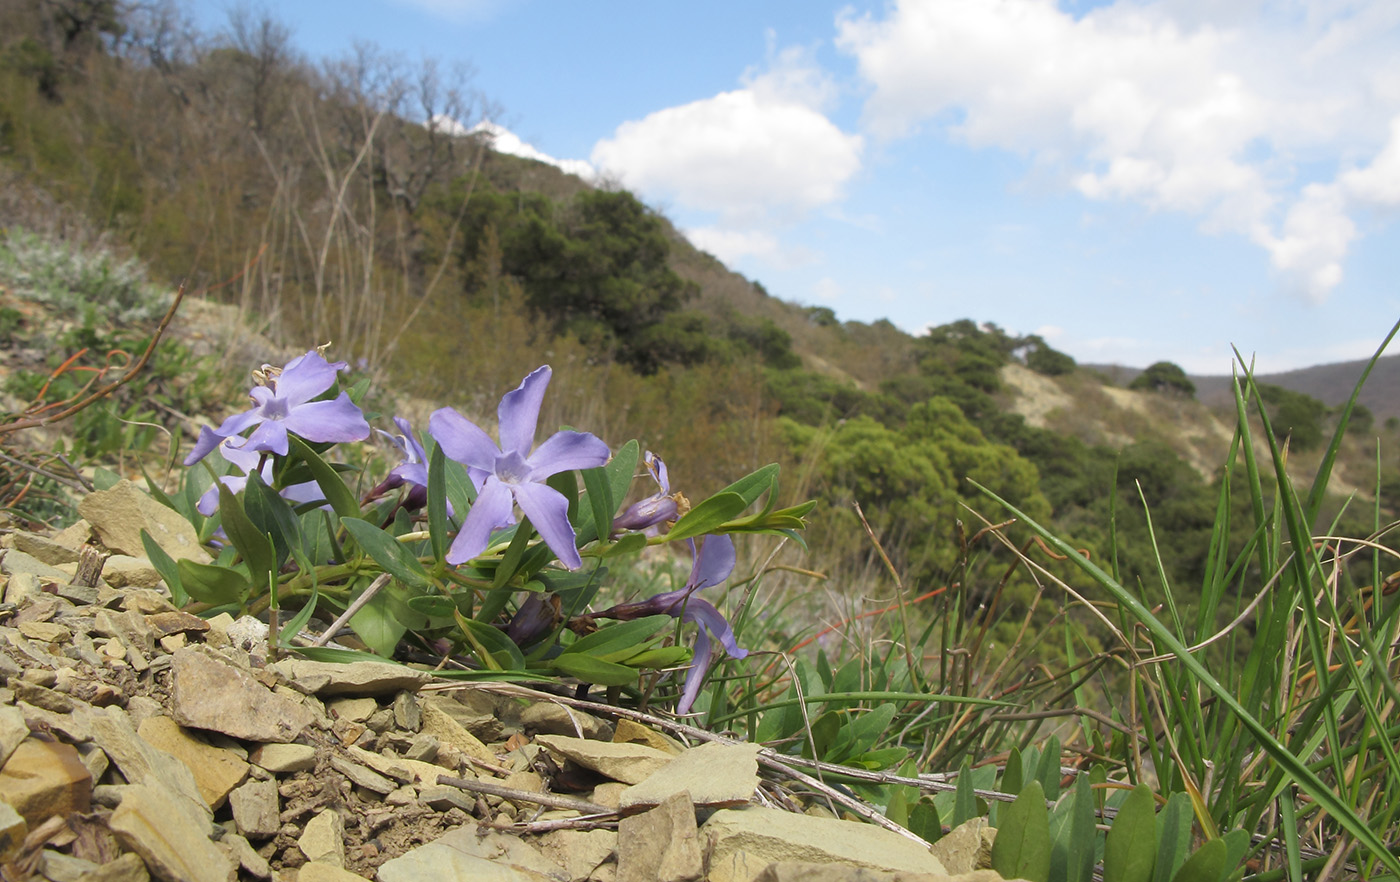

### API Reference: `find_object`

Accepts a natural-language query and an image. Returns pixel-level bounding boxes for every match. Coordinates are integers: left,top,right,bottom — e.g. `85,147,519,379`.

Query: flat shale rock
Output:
135,715,248,809
108,781,234,882
535,734,675,785
169,646,315,742
618,791,703,882
77,480,210,563
0,738,92,825
620,741,760,812
270,658,432,696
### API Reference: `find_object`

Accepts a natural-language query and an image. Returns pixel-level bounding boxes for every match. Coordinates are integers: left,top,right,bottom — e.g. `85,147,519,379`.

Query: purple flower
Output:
185,350,370,465
428,365,610,570
363,417,449,515
196,437,325,516
593,534,747,714
612,451,684,535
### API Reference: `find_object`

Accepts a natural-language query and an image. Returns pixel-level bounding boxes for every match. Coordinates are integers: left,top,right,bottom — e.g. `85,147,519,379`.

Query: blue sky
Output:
183,0,1400,374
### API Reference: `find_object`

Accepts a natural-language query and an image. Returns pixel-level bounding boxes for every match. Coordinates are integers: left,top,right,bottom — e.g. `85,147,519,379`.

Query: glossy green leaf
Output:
1103,784,1156,882
1155,792,1193,882
1003,747,1024,796
287,436,360,519
427,441,449,562
1039,735,1062,802
622,644,692,669
217,482,276,591
952,758,979,828
1170,838,1225,882
1051,774,1096,882
601,531,649,558
550,652,639,687
407,594,469,617
718,462,779,509
666,491,748,543
456,614,526,670
176,559,250,606
290,645,404,665
342,518,433,591
349,583,409,657
909,799,942,845
580,464,614,539
278,583,319,647
244,473,300,568
991,779,1051,882
140,529,187,608
559,615,671,658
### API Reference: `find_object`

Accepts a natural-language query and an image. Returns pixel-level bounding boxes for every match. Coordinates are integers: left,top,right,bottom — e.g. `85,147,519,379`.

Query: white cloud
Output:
683,227,780,263
450,119,597,180
590,51,863,222
834,0,1400,301
813,277,843,303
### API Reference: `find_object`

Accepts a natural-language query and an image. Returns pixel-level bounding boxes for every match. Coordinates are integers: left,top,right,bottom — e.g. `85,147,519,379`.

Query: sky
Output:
182,0,1400,374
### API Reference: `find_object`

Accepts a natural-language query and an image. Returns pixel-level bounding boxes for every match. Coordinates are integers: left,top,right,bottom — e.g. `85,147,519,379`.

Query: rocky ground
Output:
0,476,1012,882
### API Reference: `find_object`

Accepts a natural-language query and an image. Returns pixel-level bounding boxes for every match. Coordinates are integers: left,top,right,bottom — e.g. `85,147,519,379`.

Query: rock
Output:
269,658,432,696
100,556,162,589
298,808,347,867
620,741,759,812
328,696,379,722
328,754,396,795
346,745,442,785
375,826,562,882
77,480,210,563
521,702,613,740
538,829,618,882
0,798,25,862
3,572,42,604
702,807,948,882
392,691,421,732
80,705,209,823
404,734,439,763
16,620,72,644
419,698,501,766
248,743,318,774
929,818,996,875
169,647,315,743
0,738,92,825
136,715,249,809
144,610,208,639
228,777,280,839
108,781,234,882
0,550,72,581
749,865,1004,882
299,863,370,882
535,735,674,785
220,829,272,879
617,791,702,882
0,705,28,768
38,850,151,882
93,608,155,656
7,531,82,566
613,719,685,755
418,784,476,813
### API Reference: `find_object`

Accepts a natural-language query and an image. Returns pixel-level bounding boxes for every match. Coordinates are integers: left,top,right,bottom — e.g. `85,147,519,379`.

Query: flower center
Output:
494,450,531,484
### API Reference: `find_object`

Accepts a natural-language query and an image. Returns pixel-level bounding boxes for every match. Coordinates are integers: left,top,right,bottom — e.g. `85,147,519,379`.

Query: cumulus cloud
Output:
465,120,596,180
834,0,1400,301
590,49,863,223
684,227,781,263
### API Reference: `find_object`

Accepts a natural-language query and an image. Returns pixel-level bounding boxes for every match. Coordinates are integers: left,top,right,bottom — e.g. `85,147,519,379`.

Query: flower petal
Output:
680,598,749,660
185,425,229,465
689,535,736,592
273,351,343,405
511,480,582,570
239,420,291,456
446,477,514,565
497,366,551,458
677,628,713,716
282,394,370,443
429,407,501,472
212,407,265,440
526,431,611,479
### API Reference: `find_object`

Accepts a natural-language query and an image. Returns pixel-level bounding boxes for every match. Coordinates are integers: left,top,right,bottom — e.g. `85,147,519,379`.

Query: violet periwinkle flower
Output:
363,417,450,515
428,365,610,570
612,451,684,536
196,437,325,516
185,350,370,466
594,534,747,714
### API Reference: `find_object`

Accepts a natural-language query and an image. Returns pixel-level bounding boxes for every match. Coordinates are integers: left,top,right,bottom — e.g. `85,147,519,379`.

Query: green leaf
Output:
909,799,942,845
952,758,979,828
1051,774,1096,882
1039,734,1063,802
279,583,319,647
490,518,536,591
991,779,1051,882
718,462,779,509
560,616,672,658
666,492,748,543
1003,747,1024,795
1103,784,1156,882
456,615,526,670
601,531,648,558
622,644,692,669
93,467,121,491
217,482,276,591
140,530,187,608
1169,839,1225,882
349,584,409,658
407,593,470,618
550,652,639,687
176,559,251,606
427,441,449,562
581,464,614,539
287,436,360,520
1155,792,1193,882
290,646,406,665
244,473,299,568
342,518,433,591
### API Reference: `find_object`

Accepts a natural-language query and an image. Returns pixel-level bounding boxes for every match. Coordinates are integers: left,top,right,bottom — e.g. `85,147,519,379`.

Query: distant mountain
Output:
1090,356,1400,423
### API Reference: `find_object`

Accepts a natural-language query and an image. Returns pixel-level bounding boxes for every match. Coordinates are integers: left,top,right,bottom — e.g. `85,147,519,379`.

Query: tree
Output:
1129,361,1195,397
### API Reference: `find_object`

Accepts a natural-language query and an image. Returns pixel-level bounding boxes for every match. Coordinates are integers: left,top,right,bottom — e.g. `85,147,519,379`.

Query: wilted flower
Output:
196,437,325,516
428,365,610,570
593,534,746,714
363,416,448,514
612,451,685,535
185,349,370,465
